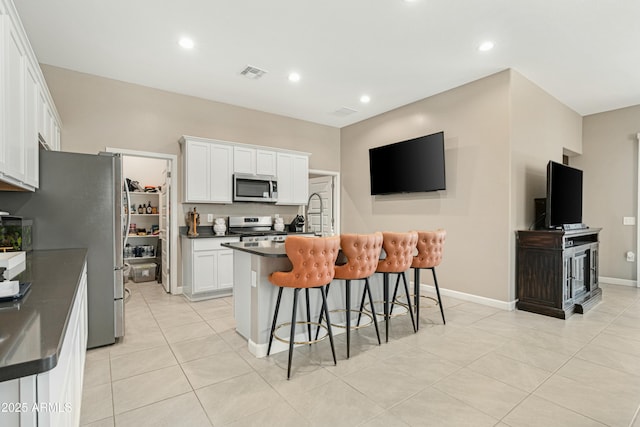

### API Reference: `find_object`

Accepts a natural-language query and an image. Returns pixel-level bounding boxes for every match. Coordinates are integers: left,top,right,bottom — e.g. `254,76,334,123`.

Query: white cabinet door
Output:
185,140,210,202
292,154,309,204
277,152,309,205
217,249,235,290
233,146,256,174
210,144,233,203
3,16,25,183
23,61,39,187
183,139,233,203
193,250,217,293
256,149,277,176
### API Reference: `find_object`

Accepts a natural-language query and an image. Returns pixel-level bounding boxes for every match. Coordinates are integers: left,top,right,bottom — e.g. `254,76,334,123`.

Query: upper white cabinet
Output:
277,152,309,205
0,0,62,191
233,146,277,176
256,149,277,176
233,146,255,174
181,136,233,204
181,135,309,205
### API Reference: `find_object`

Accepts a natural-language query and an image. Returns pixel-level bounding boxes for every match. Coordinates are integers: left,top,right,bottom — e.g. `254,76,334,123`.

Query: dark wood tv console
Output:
516,228,602,319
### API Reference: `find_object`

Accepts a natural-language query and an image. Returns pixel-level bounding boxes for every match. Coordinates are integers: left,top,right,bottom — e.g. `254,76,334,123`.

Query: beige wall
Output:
41,65,341,225
341,71,512,302
341,69,583,303
573,105,640,281
509,71,583,299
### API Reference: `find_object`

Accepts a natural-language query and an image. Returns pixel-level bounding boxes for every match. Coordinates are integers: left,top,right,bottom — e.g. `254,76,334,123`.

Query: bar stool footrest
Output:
273,321,330,345
329,308,374,329
363,300,410,318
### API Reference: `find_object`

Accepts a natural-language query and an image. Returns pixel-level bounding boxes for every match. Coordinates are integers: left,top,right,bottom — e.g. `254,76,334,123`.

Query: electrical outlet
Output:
207,213,214,223
623,216,636,225
626,251,635,262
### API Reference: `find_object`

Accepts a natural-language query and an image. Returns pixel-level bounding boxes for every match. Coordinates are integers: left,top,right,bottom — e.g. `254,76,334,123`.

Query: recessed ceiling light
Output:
360,95,371,104
288,72,301,82
478,41,494,52
179,37,194,49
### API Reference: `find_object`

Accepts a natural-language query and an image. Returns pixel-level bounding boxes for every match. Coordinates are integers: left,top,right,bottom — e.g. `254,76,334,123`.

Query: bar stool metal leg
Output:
383,273,389,343
364,278,381,345
267,287,283,356
305,288,312,346
287,288,300,379
345,279,351,358
320,285,337,365
401,272,417,333
432,267,446,324
415,268,420,330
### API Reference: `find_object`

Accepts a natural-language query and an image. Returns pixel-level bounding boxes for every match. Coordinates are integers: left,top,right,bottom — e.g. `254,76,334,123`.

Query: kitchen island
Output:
0,249,88,427
223,241,388,358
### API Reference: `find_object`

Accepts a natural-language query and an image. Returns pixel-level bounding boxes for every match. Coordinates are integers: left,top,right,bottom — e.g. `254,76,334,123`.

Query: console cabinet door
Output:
216,249,234,290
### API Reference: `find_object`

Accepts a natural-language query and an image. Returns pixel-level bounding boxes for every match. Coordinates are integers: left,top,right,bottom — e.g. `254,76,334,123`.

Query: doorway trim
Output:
309,169,340,235
105,147,180,294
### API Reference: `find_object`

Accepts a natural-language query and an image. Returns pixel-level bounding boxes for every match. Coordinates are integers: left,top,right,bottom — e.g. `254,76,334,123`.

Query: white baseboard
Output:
599,276,638,287
418,283,517,311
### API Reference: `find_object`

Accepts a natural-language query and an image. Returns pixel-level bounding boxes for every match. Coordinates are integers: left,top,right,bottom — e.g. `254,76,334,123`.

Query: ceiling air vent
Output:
332,107,358,117
240,65,267,79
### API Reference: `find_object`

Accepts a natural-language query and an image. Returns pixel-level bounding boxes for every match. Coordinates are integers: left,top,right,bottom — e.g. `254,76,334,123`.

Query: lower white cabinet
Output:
182,237,239,300
0,261,88,427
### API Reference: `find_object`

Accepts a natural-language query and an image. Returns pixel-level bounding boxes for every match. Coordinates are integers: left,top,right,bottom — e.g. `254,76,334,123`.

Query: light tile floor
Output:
80,281,640,427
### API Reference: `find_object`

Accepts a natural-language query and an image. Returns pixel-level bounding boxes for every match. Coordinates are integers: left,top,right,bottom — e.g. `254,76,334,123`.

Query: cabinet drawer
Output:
193,237,239,251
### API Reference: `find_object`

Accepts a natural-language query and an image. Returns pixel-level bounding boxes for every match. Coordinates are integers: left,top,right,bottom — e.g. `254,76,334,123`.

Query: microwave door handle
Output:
270,180,274,198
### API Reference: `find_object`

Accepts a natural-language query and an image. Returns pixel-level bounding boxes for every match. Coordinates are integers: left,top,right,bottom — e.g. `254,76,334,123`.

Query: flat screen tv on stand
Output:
544,160,586,230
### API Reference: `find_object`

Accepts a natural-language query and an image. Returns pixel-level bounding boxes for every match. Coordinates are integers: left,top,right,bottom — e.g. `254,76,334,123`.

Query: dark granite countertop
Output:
180,226,316,239
0,248,88,382
221,241,288,258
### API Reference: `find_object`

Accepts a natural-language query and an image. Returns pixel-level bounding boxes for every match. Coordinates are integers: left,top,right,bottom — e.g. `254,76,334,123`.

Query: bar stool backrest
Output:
411,229,446,269
269,235,340,288
335,232,383,280
376,231,418,273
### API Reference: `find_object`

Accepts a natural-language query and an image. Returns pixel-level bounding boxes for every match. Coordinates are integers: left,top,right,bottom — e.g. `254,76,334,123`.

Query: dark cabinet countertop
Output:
0,248,87,382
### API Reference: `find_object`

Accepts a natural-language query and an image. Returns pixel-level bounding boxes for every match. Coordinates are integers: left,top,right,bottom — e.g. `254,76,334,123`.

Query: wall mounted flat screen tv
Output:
546,160,583,228
369,131,446,195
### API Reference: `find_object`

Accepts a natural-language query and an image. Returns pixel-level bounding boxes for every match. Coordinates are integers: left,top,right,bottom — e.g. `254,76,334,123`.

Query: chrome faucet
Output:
306,192,324,236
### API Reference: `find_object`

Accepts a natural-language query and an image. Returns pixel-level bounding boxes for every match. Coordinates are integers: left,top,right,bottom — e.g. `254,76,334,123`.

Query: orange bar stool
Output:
411,229,447,328
267,235,340,379
374,231,418,342
319,232,383,359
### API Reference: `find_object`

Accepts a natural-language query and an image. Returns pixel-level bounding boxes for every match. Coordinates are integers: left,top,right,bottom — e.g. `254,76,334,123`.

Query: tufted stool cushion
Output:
411,229,446,269
376,231,418,273
269,235,340,288
335,232,383,280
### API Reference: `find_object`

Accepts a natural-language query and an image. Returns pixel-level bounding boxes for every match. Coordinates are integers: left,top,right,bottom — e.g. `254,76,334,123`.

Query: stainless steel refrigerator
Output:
0,150,126,348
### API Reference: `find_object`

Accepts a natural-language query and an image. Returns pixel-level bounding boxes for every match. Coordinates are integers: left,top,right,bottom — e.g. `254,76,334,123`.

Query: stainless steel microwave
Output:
233,174,278,203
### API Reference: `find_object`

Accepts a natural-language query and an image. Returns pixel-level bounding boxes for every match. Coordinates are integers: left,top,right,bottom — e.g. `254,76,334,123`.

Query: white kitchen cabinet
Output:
181,137,233,203
182,236,239,300
233,146,256,174
0,261,88,427
256,149,277,176
0,1,62,191
234,146,276,176
2,13,25,184
23,61,39,187
277,152,309,205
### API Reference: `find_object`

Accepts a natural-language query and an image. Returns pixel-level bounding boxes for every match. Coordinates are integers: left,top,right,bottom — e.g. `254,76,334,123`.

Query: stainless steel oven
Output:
233,174,278,203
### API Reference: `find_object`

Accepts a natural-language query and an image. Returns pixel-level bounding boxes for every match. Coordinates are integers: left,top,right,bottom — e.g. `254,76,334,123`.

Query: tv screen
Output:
369,131,446,195
546,161,583,228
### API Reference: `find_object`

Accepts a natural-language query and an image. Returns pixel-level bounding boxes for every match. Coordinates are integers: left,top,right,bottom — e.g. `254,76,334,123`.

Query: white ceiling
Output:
13,0,640,128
